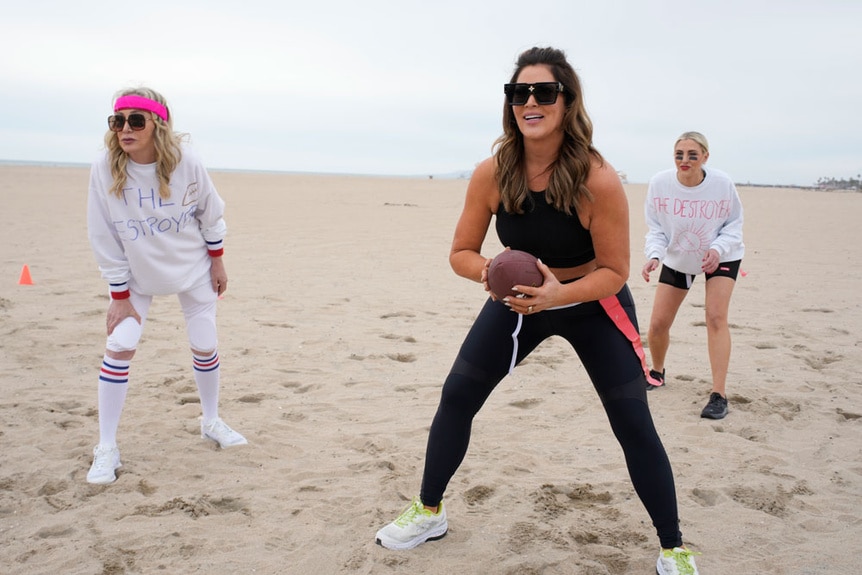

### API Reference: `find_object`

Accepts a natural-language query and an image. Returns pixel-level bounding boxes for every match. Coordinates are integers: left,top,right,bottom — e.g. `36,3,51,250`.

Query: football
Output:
487,249,543,300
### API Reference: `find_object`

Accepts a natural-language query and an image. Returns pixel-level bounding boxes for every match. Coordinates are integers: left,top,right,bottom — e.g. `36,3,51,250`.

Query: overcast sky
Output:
1,0,860,185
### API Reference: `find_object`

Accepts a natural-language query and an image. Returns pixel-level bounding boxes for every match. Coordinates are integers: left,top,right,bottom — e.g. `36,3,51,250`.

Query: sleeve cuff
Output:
109,282,130,300
206,239,224,258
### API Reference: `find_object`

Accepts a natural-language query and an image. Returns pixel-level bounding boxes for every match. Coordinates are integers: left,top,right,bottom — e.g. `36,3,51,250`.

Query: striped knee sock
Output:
98,355,130,448
193,350,220,421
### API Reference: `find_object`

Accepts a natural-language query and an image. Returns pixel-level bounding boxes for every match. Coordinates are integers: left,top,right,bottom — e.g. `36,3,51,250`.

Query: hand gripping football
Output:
487,249,543,300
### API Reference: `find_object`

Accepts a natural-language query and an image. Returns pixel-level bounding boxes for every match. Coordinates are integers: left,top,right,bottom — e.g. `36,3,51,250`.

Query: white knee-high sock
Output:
193,350,220,421
98,355,130,448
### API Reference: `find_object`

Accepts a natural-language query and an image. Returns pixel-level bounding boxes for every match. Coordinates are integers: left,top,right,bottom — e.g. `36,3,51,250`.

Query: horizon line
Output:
0,158,830,189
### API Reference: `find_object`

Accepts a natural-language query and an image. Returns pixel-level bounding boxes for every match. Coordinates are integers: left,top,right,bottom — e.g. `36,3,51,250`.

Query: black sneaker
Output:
647,369,665,390
700,392,728,419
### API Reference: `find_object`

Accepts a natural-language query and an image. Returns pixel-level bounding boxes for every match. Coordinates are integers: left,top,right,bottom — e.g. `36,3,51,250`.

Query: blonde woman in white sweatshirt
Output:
642,131,745,419
86,87,246,485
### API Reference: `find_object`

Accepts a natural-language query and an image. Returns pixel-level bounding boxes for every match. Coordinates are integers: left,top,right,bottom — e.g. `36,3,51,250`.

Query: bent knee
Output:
648,318,673,335
187,316,218,351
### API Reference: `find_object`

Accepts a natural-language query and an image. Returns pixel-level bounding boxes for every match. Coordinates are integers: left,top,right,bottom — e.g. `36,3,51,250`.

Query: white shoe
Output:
201,418,248,447
376,498,448,550
87,445,121,485
656,547,700,575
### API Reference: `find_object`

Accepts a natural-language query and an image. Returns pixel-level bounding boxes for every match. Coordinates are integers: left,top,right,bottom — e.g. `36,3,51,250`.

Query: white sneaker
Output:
201,418,248,447
87,445,121,485
656,547,700,575
376,498,448,550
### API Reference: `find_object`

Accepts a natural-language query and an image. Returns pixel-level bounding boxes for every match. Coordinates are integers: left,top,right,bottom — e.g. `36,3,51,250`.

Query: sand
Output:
0,164,860,574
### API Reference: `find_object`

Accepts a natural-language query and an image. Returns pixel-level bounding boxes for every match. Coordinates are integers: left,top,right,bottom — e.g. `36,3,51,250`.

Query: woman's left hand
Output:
502,259,562,315
701,249,720,274
210,257,228,296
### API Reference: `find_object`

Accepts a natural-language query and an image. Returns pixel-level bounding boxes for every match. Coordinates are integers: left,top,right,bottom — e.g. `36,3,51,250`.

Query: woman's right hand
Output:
480,257,494,299
641,258,660,282
106,298,141,335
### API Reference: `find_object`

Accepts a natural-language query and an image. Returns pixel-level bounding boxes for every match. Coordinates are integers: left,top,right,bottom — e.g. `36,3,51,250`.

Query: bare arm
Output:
566,159,630,300
449,158,499,283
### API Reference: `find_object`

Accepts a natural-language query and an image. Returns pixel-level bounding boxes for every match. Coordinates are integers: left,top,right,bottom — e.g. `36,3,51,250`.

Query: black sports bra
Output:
495,191,595,268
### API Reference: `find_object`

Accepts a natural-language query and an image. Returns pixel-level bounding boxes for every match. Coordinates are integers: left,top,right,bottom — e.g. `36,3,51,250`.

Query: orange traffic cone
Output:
18,264,33,285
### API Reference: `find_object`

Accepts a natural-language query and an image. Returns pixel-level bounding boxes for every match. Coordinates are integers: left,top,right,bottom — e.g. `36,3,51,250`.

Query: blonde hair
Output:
493,47,603,215
104,87,187,199
675,131,709,154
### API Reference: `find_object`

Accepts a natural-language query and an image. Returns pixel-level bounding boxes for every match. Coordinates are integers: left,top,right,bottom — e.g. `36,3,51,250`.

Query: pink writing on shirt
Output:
652,197,731,219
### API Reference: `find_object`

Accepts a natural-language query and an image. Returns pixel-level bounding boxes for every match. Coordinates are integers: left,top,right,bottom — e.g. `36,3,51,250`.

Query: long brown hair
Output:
494,47,603,215
104,87,186,199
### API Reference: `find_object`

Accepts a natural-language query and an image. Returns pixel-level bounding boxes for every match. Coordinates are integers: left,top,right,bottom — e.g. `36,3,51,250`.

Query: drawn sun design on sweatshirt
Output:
674,222,711,254
182,182,199,206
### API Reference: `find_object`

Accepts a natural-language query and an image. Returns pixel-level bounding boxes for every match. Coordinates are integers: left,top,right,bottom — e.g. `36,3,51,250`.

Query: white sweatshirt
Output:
87,145,226,296
644,167,745,275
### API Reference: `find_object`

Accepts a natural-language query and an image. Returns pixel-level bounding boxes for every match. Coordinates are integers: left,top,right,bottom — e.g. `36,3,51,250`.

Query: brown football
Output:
487,250,543,300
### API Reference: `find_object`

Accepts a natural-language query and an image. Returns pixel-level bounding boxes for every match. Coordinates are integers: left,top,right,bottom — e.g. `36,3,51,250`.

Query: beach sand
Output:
1,165,860,574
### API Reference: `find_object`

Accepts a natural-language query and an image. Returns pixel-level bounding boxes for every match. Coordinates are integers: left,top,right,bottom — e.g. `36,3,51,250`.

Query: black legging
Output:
419,284,683,549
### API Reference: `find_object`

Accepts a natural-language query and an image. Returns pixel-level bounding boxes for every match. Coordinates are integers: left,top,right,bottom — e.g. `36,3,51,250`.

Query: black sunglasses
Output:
107,113,150,132
503,82,565,106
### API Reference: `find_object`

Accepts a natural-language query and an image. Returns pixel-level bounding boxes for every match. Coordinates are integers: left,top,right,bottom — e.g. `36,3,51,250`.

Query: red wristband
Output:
208,248,224,257
111,290,131,300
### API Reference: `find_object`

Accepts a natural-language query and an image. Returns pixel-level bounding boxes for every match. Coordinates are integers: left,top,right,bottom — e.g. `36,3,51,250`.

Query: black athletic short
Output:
659,259,741,290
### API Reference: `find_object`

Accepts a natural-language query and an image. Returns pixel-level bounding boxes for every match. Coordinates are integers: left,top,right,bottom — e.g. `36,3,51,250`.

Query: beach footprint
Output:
462,484,495,506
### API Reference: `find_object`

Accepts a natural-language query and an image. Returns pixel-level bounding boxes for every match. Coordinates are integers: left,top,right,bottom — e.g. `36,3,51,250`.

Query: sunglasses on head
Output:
504,82,565,106
107,113,150,132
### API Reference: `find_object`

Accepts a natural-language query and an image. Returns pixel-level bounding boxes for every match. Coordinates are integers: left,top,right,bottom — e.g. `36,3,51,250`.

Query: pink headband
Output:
114,95,169,122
